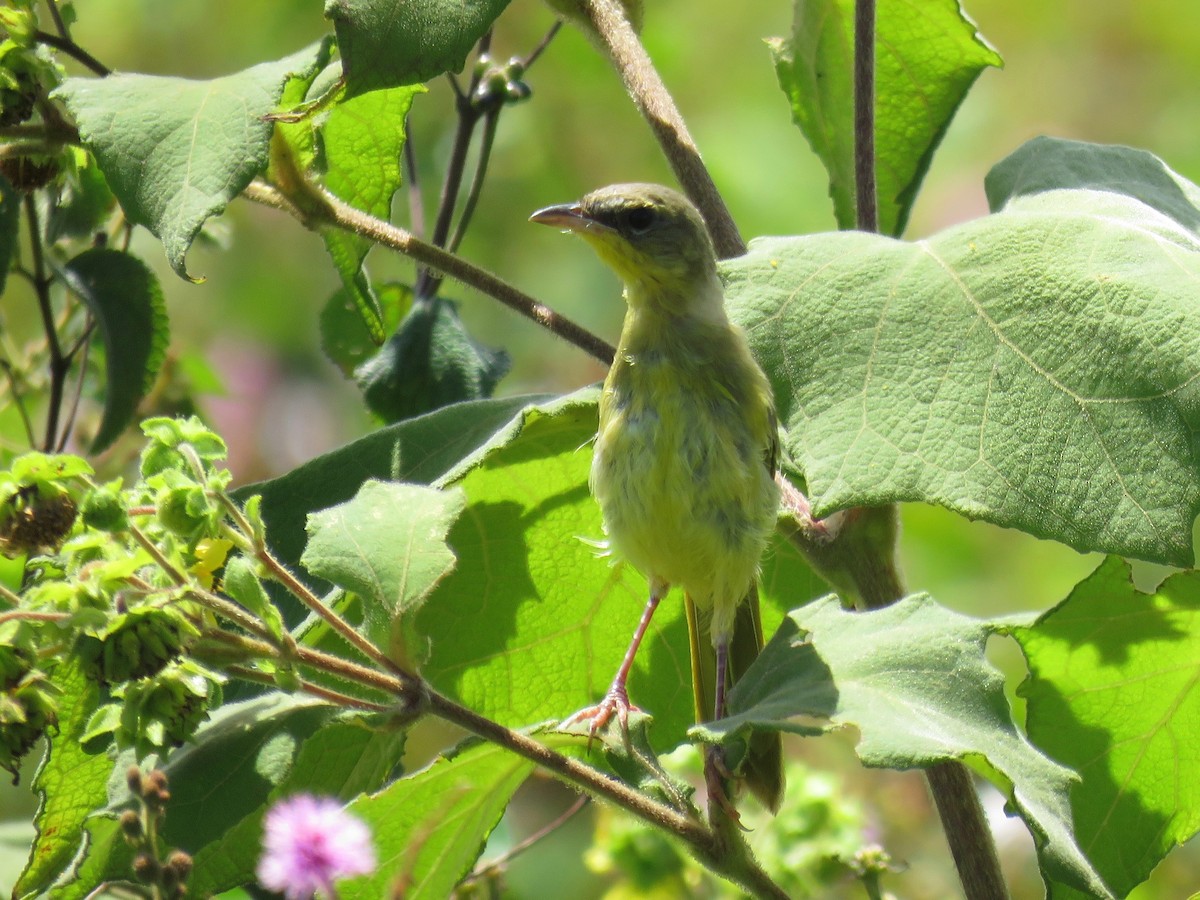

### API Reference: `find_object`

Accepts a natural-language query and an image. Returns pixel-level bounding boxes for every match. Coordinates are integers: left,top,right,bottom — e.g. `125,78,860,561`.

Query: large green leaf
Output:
13,660,108,899
302,480,465,667
56,45,322,279
769,0,1000,236
1016,557,1200,899
419,390,827,750
724,179,1200,567
60,248,167,453
697,596,1109,897
342,738,538,899
326,0,514,98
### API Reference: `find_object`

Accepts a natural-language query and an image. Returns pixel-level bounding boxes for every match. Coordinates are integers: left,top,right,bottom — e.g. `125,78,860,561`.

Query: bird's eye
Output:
623,206,656,235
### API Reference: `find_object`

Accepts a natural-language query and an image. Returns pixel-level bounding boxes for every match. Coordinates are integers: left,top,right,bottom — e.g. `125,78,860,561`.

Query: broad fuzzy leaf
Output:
60,248,168,453
302,480,465,667
343,739,537,899
769,0,1000,235
725,181,1200,566
321,281,411,376
57,45,322,279
326,0,514,98
697,596,1109,897
1017,557,1200,899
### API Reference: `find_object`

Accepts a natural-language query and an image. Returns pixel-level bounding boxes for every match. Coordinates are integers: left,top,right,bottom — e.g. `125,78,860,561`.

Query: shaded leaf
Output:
46,150,116,243
326,0,514,98
321,281,411,377
769,0,1001,235
56,44,323,279
61,248,167,453
302,480,465,668
725,177,1200,566
342,738,537,899
356,296,511,424
697,595,1109,897
1016,557,1200,899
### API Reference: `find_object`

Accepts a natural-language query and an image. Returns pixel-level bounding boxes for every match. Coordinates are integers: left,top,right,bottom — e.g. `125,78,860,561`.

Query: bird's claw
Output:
563,685,639,746
704,745,744,827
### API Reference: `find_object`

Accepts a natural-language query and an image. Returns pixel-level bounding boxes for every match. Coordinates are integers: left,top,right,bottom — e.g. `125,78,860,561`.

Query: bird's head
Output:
530,183,718,312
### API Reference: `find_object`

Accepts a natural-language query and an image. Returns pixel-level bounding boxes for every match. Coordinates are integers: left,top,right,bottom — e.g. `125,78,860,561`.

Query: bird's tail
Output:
686,585,785,813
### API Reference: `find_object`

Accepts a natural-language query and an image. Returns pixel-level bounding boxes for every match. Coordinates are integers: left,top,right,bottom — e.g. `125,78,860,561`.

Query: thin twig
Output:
243,180,615,364
466,794,590,885
853,0,878,232
523,21,563,69
577,0,745,259
403,121,425,239
0,357,37,447
446,108,499,254
56,316,95,452
32,29,110,77
24,196,68,451
224,664,394,713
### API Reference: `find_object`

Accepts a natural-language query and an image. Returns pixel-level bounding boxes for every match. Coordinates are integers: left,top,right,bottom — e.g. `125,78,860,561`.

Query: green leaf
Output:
0,174,18,294
724,181,1200,566
419,390,827,750
1016,557,1200,899
66,694,403,897
46,150,116,243
355,296,511,423
769,0,1001,236
342,739,537,899
233,393,541,615
60,248,167,453
321,281,411,377
326,0,514,98
320,84,424,342
56,44,322,279
14,659,109,899
302,480,465,667
697,596,1109,898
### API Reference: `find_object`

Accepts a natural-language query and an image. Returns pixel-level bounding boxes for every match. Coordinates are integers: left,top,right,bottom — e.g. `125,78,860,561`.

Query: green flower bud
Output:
81,483,128,532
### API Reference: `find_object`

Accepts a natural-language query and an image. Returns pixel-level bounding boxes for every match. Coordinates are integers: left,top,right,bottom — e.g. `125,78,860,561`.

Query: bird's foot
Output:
563,683,639,744
704,745,744,828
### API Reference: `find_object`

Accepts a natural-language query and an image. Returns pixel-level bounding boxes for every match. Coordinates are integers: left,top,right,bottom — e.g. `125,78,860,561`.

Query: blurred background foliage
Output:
3,0,1199,896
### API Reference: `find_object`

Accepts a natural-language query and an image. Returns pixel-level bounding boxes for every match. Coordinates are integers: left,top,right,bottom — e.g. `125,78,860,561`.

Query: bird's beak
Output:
529,203,614,235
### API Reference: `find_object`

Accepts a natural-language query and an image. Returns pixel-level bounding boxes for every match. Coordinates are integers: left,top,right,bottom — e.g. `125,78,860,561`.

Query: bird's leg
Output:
704,633,742,823
566,577,668,737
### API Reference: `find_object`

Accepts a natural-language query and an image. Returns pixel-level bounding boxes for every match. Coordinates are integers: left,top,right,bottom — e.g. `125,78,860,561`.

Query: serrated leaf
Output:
59,248,168,453
56,44,322,279
769,0,1001,235
234,393,542,624
697,596,1109,898
0,175,18,294
355,296,511,423
418,391,827,751
1016,557,1200,899
724,180,1200,566
320,84,423,342
326,0,513,98
13,658,109,899
64,695,403,897
302,480,464,667
341,739,535,899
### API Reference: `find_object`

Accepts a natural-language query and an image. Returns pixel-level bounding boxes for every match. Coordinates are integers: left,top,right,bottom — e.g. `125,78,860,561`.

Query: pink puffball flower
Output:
256,794,376,899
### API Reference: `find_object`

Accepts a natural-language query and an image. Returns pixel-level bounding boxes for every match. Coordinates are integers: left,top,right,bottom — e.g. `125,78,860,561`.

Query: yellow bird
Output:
531,184,783,811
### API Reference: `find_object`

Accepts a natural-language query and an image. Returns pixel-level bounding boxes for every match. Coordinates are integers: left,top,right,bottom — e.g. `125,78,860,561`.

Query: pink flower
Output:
256,794,376,899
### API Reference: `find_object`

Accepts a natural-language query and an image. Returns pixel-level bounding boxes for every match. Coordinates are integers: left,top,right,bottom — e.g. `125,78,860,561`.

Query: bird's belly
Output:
591,393,776,608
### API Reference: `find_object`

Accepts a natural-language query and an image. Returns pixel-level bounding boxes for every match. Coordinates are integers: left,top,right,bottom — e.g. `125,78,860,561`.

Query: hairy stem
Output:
853,0,878,232
243,179,615,364
577,0,745,259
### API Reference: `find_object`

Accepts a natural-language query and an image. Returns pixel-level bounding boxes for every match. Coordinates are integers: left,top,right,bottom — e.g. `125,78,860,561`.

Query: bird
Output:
530,183,784,813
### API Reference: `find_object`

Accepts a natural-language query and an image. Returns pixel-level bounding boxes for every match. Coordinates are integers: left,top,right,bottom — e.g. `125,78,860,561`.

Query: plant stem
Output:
33,29,110,77
577,0,745,259
853,0,878,232
24,196,67,451
243,179,615,364
926,762,1008,900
